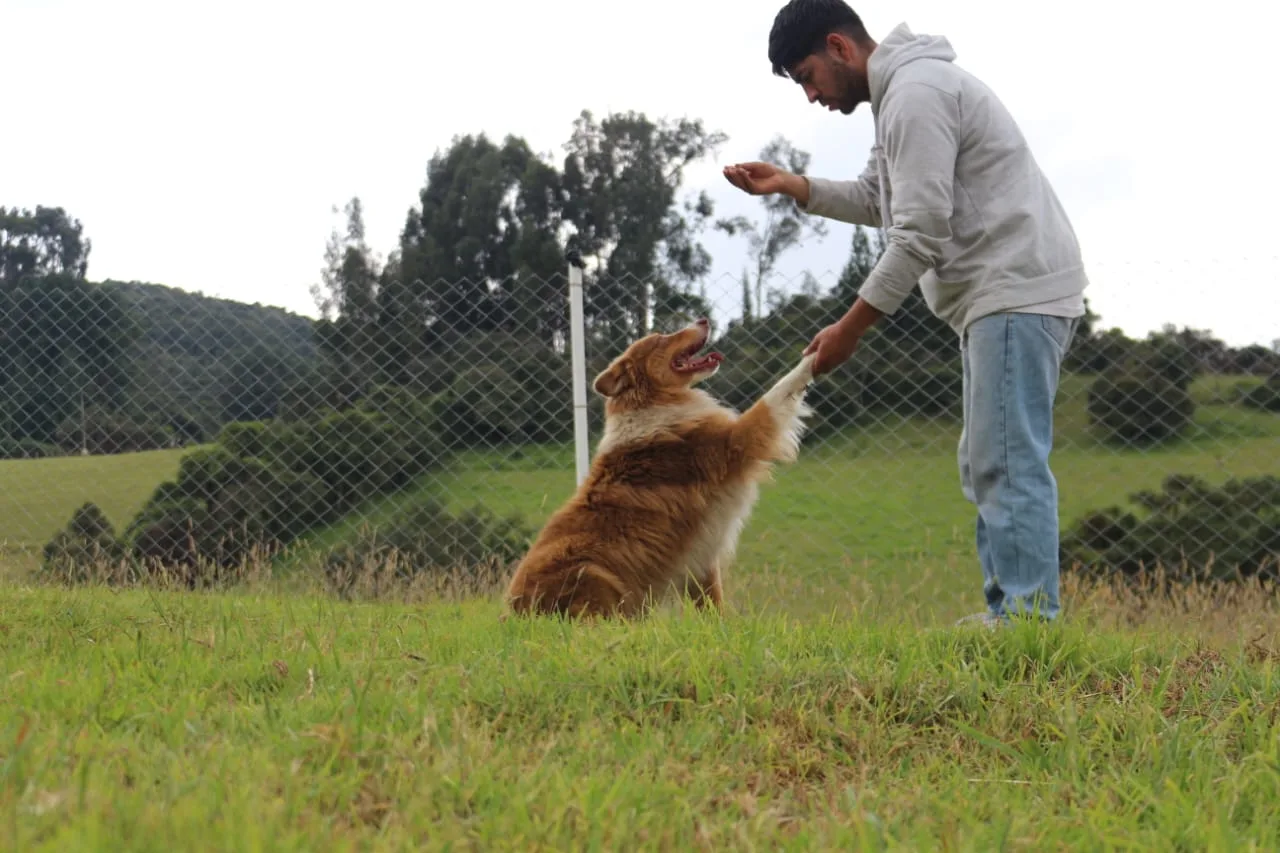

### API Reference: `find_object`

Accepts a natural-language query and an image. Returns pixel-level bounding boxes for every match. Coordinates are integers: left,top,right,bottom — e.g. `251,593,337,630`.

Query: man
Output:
723,0,1088,626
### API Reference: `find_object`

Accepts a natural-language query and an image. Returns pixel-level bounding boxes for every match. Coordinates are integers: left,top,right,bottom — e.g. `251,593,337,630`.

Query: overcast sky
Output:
6,0,1278,347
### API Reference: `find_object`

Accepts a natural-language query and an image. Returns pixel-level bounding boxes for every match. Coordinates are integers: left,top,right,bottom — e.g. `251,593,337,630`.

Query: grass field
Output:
3,581,1279,850
3,376,1280,848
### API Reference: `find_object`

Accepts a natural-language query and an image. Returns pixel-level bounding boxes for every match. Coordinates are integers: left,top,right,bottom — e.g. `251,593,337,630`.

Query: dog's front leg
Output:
764,352,816,401
719,352,817,470
741,353,816,463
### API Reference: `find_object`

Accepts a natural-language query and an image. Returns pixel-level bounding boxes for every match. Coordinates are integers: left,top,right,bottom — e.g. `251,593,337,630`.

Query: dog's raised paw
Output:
780,354,817,396
797,352,817,382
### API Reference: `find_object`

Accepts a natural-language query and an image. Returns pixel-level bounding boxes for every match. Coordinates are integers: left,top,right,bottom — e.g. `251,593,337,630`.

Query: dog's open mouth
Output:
671,322,723,374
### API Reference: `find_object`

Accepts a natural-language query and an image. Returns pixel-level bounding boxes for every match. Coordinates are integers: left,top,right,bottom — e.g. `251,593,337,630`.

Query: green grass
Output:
3,585,1278,850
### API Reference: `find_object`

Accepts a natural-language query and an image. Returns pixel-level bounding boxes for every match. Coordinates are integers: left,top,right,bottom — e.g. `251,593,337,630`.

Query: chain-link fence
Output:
4,257,1279,601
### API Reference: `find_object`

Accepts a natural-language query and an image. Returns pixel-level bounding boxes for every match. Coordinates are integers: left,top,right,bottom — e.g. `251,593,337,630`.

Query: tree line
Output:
11,107,1280,588
4,106,1280,463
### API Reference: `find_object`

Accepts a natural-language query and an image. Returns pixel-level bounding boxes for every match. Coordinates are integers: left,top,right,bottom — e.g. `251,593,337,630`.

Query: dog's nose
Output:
695,317,709,327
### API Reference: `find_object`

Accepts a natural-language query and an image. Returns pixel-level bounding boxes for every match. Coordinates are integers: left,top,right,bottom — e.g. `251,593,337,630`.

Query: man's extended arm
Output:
802,82,962,375
784,149,884,227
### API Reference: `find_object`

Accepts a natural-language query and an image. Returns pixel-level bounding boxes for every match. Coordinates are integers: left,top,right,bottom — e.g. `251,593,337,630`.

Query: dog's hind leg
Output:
561,563,647,620
508,562,642,620
684,560,723,612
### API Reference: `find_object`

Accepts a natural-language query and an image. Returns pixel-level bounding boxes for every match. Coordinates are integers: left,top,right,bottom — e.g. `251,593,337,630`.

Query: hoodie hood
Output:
868,23,958,115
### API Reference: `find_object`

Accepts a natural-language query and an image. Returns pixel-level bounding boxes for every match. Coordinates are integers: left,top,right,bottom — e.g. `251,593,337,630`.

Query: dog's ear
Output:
593,361,632,398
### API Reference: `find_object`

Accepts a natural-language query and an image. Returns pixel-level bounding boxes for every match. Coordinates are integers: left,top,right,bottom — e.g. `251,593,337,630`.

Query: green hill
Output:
101,280,318,441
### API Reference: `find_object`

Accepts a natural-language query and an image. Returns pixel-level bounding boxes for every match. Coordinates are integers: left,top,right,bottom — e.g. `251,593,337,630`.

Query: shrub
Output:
862,362,963,419
0,437,63,459
45,384,450,585
121,452,332,578
1238,378,1280,413
1061,474,1280,583
219,420,271,459
1087,368,1195,446
321,500,533,598
703,348,961,438
41,502,125,582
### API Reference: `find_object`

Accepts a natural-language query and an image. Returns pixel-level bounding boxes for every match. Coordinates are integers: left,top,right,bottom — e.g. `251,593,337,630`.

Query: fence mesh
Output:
3,255,1279,601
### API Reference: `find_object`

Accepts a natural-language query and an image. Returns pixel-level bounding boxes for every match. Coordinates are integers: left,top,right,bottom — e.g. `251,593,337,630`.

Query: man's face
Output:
787,35,869,114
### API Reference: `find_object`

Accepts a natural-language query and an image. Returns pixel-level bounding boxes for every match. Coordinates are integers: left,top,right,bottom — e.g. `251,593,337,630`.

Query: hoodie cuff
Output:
856,242,924,316
799,176,859,222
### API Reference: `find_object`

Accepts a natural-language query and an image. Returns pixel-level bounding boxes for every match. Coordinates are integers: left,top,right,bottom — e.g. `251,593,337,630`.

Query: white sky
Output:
5,0,1278,348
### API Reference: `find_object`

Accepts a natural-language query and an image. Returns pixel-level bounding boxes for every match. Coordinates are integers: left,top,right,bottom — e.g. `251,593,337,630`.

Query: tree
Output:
395,133,566,352
715,135,828,323
0,207,140,446
415,133,563,334
492,148,570,348
217,342,312,424
311,197,380,323
312,197,384,395
0,206,91,282
831,224,881,306
0,273,140,445
559,109,726,345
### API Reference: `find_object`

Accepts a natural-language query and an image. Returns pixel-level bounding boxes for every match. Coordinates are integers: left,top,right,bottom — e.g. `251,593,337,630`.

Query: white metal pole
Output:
568,257,590,486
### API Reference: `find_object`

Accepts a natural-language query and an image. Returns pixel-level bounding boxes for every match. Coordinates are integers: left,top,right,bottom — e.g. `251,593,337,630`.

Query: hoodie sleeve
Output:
856,81,961,316
800,149,883,227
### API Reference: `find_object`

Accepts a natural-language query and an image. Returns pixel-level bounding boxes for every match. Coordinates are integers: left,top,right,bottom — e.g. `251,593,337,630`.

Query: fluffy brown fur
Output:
504,318,816,620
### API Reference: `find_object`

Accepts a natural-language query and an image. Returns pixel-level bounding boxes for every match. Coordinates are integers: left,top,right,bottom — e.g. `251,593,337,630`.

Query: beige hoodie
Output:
802,23,1088,336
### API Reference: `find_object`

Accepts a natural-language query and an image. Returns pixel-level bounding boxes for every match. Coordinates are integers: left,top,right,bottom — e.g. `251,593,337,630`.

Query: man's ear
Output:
592,361,632,398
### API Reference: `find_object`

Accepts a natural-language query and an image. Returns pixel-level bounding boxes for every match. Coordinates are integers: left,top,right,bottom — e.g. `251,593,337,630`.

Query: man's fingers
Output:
723,168,753,193
803,328,828,356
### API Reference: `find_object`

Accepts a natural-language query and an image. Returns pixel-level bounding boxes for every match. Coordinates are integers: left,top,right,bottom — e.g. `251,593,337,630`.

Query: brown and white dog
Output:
504,317,816,620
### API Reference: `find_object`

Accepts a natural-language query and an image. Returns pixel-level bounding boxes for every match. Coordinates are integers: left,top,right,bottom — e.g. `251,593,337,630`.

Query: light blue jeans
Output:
958,312,1079,621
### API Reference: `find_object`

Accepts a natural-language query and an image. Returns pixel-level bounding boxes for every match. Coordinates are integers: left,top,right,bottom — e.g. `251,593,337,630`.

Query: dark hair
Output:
768,0,870,77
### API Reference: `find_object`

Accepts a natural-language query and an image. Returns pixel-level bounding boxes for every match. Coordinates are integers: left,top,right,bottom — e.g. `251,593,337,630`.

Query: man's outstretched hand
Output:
803,319,861,376
802,298,886,376
723,162,810,206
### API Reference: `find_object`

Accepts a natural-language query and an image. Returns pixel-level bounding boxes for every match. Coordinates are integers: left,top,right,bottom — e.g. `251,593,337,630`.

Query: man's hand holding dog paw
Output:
803,318,862,376
803,297,884,376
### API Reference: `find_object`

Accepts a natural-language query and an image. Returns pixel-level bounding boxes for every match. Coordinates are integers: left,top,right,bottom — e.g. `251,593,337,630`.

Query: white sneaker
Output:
955,612,1005,630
